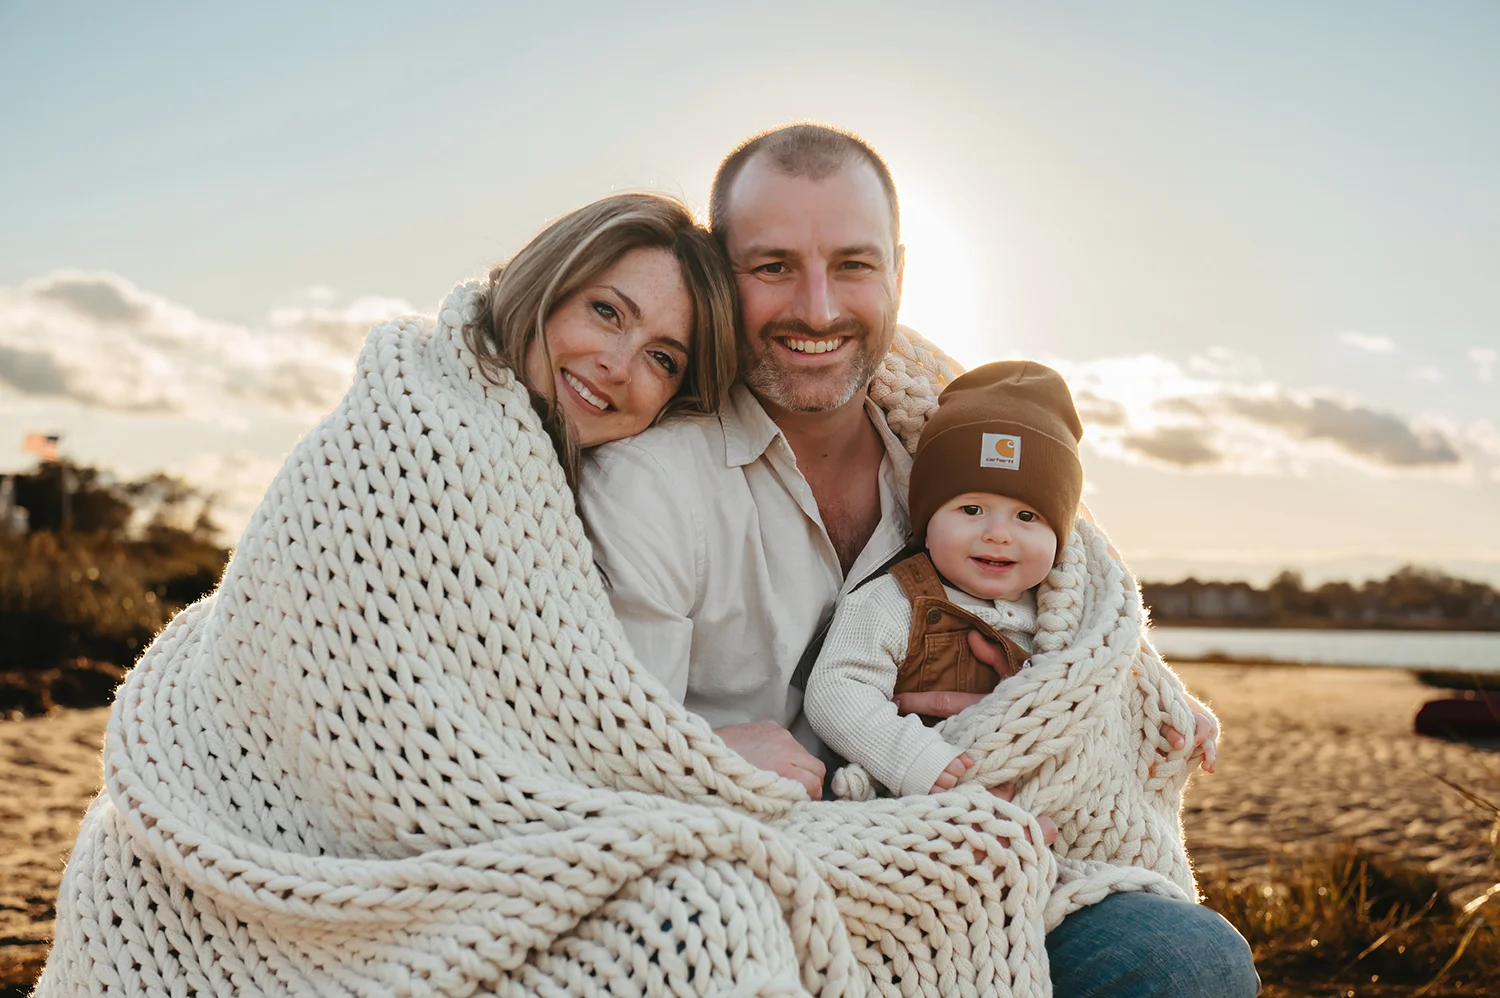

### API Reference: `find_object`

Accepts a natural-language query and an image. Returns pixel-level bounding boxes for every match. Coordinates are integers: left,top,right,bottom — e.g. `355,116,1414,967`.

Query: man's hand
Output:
931,753,975,793
1161,707,1217,774
714,720,825,798
889,632,1012,719
967,629,1007,671
891,689,987,719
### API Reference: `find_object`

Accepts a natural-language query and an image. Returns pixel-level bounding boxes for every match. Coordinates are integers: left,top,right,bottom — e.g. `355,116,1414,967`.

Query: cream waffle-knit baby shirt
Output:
805,577,1038,797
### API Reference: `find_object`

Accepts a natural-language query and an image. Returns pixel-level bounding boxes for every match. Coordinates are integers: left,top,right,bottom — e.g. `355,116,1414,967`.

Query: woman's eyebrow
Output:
601,285,642,320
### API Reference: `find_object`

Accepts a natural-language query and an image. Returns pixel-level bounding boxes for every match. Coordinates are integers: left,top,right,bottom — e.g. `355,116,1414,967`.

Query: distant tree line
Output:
1142,566,1500,631
1,461,229,714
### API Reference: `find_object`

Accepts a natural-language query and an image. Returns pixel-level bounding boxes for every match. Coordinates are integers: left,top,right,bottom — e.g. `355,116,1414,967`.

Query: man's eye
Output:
840,260,873,271
1017,510,1036,521
961,505,982,516
757,262,788,275
651,351,680,376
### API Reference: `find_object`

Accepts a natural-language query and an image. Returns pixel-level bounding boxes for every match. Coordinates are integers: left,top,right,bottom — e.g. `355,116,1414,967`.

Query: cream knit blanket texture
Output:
37,282,1207,998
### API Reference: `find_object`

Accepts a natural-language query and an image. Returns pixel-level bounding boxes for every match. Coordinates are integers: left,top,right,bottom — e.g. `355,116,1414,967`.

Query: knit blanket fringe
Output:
37,282,1206,998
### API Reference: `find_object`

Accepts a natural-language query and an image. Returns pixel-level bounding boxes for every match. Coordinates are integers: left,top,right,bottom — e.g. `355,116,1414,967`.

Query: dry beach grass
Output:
1,661,1497,996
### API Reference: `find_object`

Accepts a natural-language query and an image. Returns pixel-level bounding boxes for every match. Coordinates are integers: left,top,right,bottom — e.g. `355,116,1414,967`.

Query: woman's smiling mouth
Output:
562,369,612,412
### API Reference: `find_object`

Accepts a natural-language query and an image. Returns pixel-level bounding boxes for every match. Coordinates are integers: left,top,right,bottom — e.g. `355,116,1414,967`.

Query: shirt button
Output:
926,608,943,624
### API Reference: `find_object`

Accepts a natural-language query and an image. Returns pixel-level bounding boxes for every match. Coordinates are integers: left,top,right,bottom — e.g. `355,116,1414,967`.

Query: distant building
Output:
0,475,29,538
1143,580,1273,623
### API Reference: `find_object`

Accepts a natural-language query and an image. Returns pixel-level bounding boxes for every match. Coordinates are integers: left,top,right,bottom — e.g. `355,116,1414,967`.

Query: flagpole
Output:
61,464,73,533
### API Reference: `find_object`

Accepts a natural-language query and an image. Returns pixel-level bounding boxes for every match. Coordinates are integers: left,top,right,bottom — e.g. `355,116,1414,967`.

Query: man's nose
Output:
793,268,838,331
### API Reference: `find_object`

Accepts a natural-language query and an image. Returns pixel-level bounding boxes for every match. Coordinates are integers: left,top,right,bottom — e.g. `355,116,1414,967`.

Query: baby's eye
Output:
1017,510,1036,522
592,301,619,323
961,504,983,516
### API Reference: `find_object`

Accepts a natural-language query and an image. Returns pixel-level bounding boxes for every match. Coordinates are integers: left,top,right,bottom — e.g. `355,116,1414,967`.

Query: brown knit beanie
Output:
909,360,1085,553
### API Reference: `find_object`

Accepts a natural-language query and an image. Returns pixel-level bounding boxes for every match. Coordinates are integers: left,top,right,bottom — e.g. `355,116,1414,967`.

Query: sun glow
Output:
894,188,999,370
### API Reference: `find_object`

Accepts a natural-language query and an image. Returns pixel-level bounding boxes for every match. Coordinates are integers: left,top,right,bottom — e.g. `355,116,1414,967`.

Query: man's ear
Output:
894,243,906,297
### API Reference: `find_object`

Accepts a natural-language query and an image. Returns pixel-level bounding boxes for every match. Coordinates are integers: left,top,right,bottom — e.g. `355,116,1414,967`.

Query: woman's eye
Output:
961,505,982,516
591,301,619,323
1017,510,1036,522
651,351,680,376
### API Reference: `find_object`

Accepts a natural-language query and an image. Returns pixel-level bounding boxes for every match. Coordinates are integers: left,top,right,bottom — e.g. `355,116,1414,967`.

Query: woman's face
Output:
526,246,695,447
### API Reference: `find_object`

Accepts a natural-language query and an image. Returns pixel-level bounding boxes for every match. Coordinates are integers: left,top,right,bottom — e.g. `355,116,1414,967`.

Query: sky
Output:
1,1,1497,585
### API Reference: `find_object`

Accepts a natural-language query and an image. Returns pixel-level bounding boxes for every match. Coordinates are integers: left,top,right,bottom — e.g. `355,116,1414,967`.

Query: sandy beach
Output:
3,661,1498,990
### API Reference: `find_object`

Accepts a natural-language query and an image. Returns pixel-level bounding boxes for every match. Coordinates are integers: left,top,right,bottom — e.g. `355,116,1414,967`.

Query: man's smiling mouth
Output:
780,336,846,355
562,370,612,412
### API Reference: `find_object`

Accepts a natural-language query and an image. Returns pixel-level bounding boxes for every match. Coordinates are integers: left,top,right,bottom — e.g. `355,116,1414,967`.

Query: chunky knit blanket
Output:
38,282,1207,998
828,518,1210,923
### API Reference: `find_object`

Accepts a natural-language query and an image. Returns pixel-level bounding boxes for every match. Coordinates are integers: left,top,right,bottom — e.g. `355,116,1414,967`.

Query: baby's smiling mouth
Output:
972,556,1016,569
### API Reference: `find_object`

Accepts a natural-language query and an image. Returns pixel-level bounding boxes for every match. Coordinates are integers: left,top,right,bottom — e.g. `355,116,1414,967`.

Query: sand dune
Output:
2,662,1497,989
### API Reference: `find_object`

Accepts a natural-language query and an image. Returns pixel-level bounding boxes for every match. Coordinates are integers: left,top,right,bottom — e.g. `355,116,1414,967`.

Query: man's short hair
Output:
709,123,900,245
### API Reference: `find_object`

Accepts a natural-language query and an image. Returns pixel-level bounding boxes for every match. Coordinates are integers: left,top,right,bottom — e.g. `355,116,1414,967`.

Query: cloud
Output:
1074,390,1129,428
1471,346,1498,383
1413,366,1443,383
1339,331,1397,353
1222,392,1461,468
1066,351,1471,477
0,271,414,420
1120,426,1222,467
267,296,418,353
0,342,72,396
25,271,155,325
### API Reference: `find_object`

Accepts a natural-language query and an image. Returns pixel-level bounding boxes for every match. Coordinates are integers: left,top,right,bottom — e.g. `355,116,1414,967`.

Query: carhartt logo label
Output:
981,433,1021,470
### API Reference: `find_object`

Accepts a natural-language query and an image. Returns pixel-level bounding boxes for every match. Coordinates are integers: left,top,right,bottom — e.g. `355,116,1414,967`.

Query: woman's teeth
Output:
784,337,845,355
563,371,610,412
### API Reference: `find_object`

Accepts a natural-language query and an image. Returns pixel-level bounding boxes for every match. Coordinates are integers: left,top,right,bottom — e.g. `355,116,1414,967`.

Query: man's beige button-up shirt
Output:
580,384,913,739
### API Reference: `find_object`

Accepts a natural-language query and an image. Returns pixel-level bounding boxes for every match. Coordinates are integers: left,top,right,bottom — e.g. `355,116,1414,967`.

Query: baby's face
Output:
925,492,1058,602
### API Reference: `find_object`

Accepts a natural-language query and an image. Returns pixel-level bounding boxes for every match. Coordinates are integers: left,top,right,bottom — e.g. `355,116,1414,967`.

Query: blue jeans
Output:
1047,892,1260,997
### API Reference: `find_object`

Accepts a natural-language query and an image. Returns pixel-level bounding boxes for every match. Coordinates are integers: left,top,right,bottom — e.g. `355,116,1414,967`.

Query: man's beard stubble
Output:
740,316,893,414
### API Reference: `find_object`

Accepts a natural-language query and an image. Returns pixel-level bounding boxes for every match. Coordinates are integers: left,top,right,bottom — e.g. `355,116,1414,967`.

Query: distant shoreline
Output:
1151,619,1500,633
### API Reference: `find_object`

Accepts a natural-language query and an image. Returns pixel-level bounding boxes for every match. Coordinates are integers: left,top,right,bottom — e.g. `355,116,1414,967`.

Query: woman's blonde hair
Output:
465,193,737,487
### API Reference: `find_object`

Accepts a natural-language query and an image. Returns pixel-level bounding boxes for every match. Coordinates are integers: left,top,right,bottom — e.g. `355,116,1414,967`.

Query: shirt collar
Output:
719,382,914,483
720,383,784,468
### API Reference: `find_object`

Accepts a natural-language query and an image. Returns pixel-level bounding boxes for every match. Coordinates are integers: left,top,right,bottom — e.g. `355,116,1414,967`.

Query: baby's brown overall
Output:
885,551,1032,725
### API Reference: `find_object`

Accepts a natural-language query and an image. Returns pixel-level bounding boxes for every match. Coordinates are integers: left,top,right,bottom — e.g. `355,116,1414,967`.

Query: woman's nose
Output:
595,344,633,384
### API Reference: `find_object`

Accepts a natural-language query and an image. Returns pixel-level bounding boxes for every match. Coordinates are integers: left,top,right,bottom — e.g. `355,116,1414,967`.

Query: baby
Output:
804,360,1084,797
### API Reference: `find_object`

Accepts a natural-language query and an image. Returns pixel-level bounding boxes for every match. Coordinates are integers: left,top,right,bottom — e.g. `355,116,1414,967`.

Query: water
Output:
1150,627,1500,673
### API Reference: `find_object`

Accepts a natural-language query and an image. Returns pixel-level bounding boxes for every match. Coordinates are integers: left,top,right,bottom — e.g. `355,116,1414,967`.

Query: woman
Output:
467,192,737,467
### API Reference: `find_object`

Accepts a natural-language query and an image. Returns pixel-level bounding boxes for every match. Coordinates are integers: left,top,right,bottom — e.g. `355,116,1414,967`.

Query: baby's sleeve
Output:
803,577,968,797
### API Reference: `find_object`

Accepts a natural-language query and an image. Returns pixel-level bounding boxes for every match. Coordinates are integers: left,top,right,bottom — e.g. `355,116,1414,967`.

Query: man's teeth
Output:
563,371,609,411
785,337,845,354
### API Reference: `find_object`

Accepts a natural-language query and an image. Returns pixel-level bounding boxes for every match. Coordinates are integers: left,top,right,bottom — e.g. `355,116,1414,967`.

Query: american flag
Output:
22,433,60,462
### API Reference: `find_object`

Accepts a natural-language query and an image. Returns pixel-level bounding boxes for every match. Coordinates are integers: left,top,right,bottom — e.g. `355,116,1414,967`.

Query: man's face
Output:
722,156,904,414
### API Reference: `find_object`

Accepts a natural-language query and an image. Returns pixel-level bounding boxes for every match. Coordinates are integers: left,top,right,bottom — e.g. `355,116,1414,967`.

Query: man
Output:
581,123,1257,997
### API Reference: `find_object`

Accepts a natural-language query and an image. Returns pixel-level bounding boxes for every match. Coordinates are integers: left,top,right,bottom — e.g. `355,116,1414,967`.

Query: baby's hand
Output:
930,753,975,793
1162,708,1217,774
